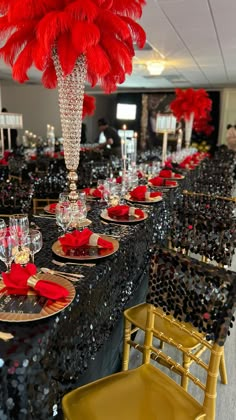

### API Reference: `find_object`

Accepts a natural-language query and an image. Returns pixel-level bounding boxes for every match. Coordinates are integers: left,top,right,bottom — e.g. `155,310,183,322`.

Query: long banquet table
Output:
0,182,187,419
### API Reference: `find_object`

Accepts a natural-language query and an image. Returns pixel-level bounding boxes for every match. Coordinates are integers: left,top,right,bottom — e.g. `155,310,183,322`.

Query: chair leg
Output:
219,349,227,384
122,317,132,371
182,353,191,390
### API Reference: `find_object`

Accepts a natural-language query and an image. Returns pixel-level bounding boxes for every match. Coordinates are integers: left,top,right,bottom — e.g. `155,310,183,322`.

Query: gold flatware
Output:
94,232,121,239
52,259,96,267
39,268,83,282
0,331,14,341
41,267,84,279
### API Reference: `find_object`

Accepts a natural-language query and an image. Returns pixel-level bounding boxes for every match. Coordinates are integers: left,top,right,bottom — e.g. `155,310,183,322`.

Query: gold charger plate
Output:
124,193,163,205
162,175,185,180
52,234,119,261
148,182,178,189
0,273,75,323
44,204,91,214
100,208,148,224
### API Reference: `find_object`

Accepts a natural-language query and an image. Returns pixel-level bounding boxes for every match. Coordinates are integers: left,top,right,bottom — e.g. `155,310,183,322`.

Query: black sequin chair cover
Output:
147,248,236,346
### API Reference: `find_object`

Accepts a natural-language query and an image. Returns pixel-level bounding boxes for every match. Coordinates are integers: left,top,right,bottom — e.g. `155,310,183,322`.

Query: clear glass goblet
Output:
9,214,29,246
0,219,7,240
25,229,43,264
0,236,18,272
55,203,73,236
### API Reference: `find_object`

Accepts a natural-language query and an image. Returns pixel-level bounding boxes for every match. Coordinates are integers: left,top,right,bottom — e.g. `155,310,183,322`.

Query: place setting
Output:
148,175,179,190
0,214,76,322
124,185,163,205
100,204,148,224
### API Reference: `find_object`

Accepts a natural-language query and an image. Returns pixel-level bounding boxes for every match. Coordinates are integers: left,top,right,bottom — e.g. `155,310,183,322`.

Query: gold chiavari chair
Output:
122,248,235,392
33,198,57,214
62,250,236,419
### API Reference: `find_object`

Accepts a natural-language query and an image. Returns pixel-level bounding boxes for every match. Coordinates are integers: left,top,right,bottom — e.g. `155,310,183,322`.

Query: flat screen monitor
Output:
116,103,137,120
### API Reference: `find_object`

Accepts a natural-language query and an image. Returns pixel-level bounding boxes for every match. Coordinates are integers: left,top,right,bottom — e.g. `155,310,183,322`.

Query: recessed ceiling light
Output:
146,61,165,75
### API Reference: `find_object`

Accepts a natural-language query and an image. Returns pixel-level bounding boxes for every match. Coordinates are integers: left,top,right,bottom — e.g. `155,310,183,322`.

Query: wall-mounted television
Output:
116,103,137,120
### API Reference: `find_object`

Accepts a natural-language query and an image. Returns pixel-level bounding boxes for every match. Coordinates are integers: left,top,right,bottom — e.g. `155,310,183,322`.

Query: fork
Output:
52,259,96,267
41,267,84,278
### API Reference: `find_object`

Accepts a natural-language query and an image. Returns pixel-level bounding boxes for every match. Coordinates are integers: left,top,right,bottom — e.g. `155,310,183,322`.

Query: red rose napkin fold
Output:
159,170,182,179
116,176,122,184
49,203,57,212
129,186,162,201
149,177,177,187
83,188,103,198
107,205,144,219
1,263,69,300
59,228,113,249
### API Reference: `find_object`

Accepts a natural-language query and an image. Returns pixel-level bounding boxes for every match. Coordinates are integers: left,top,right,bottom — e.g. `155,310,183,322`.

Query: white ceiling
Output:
1,0,236,91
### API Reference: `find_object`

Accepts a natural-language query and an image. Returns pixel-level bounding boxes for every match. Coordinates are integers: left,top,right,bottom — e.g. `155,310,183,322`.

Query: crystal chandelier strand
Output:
53,51,86,171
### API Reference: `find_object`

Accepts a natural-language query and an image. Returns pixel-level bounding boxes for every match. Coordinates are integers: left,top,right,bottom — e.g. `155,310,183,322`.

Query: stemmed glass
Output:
55,203,73,236
0,236,18,272
0,219,6,239
25,229,43,264
9,214,29,247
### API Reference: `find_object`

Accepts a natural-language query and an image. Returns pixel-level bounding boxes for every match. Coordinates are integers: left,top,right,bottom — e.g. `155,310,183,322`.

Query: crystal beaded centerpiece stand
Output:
53,51,86,203
185,112,194,149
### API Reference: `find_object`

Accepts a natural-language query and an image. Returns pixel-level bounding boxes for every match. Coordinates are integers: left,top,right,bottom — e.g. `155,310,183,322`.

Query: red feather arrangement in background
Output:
0,0,146,117
170,88,212,121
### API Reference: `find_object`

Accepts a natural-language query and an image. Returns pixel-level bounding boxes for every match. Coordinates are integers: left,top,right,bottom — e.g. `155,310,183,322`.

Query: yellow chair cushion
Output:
124,303,201,348
62,364,205,420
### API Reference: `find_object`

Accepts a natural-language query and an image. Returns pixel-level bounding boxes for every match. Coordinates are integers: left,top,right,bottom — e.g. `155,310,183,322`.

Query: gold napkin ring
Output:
89,233,99,247
27,275,39,288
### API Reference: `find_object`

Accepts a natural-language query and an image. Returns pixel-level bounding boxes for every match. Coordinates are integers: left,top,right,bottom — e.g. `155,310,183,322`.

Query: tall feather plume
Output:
82,94,95,118
0,0,146,95
65,0,98,22
86,45,110,79
37,11,73,57
121,16,146,48
12,39,35,82
8,0,64,23
0,23,36,65
0,15,14,41
101,34,133,75
95,10,130,41
42,58,57,89
111,0,145,18
57,32,78,76
0,0,11,13
71,21,100,55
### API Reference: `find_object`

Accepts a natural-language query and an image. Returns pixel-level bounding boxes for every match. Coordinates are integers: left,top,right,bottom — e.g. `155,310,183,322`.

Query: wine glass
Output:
0,219,6,239
0,236,18,272
9,214,29,246
55,203,73,235
25,229,43,264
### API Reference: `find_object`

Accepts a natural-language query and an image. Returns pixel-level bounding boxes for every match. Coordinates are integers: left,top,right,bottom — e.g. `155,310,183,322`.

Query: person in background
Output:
97,118,121,157
1,107,18,151
226,124,236,152
81,123,87,144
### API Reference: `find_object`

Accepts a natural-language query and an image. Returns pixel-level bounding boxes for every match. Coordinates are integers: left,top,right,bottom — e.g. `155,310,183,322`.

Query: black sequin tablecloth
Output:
0,190,176,419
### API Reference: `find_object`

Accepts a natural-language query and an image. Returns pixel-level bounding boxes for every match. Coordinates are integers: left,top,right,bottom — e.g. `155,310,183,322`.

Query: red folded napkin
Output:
59,228,113,249
83,188,103,198
179,162,195,170
49,203,57,212
1,263,69,300
129,186,162,201
116,176,122,184
149,177,177,187
107,205,144,219
159,170,182,179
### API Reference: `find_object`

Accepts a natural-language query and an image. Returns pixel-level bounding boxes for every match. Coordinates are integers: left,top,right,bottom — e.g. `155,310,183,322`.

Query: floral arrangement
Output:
193,115,214,137
0,0,146,116
170,88,212,121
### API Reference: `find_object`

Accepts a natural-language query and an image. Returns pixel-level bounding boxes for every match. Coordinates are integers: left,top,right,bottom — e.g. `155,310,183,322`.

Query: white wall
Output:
1,82,117,142
218,89,236,145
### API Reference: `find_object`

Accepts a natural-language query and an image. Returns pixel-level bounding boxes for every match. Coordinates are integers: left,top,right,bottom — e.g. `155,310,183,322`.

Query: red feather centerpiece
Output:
170,88,212,148
0,0,146,202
